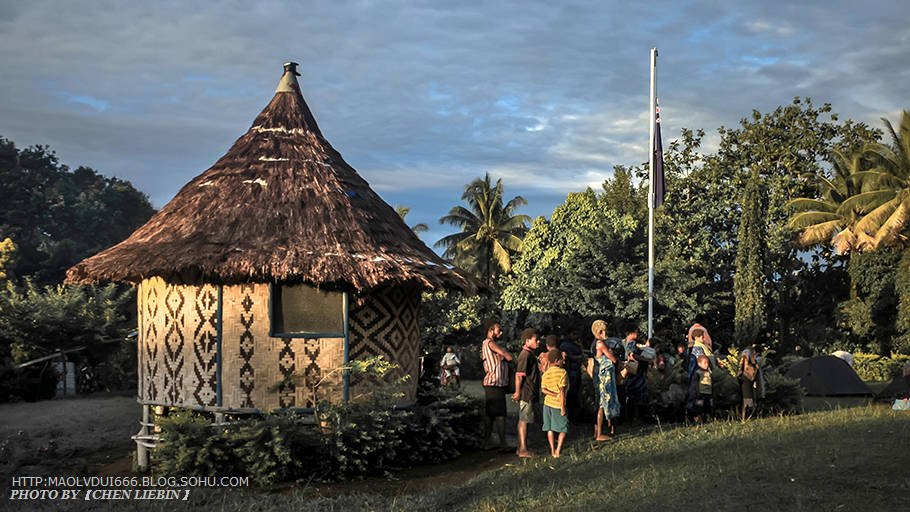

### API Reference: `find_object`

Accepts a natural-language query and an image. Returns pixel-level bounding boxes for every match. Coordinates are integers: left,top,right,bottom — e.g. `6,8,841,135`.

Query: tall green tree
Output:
843,249,902,355
709,98,878,349
841,110,910,355
0,137,156,284
651,129,738,340
734,168,767,345
787,149,872,340
0,279,134,363
501,178,644,325
436,173,530,286
503,156,722,338
893,249,910,354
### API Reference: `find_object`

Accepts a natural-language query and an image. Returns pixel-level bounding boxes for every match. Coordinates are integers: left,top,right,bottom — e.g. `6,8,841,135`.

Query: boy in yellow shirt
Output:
540,349,569,458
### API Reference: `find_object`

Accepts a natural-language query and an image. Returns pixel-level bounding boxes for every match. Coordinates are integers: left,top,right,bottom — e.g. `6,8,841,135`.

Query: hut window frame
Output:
269,284,347,338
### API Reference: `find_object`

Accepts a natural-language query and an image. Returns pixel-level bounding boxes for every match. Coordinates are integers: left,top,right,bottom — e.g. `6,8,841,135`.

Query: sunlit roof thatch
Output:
66,62,480,293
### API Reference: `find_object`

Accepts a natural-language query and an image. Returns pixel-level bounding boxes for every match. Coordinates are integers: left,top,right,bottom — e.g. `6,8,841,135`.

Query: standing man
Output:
512,328,540,458
481,319,513,450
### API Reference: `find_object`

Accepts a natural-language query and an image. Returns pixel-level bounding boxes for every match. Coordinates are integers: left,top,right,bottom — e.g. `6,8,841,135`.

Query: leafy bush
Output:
641,348,804,419
306,386,482,478
853,353,910,381
156,410,240,477
154,387,483,485
893,336,910,356
0,280,136,401
755,372,804,414
0,280,134,364
710,367,742,410
647,361,688,421
718,346,804,414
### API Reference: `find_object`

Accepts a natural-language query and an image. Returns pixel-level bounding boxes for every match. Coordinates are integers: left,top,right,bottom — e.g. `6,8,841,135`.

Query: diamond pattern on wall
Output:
192,285,219,406
349,286,420,401
278,338,296,408
238,285,255,408
142,281,160,401
162,285,186,404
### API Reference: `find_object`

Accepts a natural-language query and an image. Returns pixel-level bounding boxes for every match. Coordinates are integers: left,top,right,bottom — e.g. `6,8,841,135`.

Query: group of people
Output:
476,318,764,458
683,323,763,422
481,321,575,457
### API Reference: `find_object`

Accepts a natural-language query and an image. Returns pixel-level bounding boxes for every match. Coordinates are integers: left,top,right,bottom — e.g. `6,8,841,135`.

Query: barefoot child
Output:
540,349,569,457
693,355,714,423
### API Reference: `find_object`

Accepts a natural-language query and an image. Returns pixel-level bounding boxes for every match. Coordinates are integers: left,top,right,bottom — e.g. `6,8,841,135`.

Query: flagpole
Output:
648,47,657,340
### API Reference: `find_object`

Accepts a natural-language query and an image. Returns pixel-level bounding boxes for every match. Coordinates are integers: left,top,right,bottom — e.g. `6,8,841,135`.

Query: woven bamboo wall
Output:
138,277,219,406
349,286,420,402
220,284,344,409
137,280,416,408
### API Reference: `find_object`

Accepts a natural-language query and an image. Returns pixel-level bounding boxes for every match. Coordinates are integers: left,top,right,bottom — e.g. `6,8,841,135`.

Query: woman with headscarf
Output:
687,323,713,351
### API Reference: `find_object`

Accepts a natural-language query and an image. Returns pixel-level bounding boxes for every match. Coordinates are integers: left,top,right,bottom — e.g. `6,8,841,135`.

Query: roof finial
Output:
275,61,301,93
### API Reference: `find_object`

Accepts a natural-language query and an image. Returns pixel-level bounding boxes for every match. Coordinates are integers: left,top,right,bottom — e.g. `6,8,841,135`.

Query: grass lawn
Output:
23,402,904,512
445,404,910,512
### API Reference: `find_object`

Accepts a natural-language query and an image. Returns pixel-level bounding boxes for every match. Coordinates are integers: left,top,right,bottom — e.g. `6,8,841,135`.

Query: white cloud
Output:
745,21,794,36
0,0,906,228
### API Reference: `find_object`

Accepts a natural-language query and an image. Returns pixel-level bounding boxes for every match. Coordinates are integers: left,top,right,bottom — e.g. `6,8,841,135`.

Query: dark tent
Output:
877,375,910,399
785,356,873,396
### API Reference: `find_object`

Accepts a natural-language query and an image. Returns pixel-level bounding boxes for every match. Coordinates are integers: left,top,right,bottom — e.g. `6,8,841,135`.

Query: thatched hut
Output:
66,62,479,419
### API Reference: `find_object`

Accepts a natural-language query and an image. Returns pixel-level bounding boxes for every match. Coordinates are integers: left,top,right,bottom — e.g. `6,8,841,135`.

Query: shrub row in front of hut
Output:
154,385,483,486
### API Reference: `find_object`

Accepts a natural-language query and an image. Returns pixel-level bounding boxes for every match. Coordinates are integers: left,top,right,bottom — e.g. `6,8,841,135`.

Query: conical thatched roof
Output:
66,62,481,293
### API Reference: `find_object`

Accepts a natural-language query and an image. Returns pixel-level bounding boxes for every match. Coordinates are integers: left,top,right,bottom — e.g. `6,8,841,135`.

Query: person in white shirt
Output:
440,346,461,387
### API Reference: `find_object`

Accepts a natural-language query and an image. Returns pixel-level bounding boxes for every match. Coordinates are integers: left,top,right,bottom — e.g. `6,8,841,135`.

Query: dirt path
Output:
0,392,138,478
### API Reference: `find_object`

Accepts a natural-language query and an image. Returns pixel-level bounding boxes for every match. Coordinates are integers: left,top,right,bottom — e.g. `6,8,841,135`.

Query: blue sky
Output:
0,1,907,249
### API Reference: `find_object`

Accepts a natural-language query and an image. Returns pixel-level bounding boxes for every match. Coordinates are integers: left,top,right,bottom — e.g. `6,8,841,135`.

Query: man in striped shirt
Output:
482,319,513,450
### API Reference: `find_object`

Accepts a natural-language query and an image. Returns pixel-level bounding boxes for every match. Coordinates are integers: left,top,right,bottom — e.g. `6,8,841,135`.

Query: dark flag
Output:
653,100,665,208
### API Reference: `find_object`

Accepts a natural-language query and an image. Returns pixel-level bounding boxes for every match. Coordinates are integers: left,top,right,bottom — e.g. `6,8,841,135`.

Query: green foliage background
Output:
0,136,152,401
0,137,155,285
489,98,901,356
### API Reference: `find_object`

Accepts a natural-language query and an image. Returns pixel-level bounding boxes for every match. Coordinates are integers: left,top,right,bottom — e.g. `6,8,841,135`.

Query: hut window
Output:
271,284,345,337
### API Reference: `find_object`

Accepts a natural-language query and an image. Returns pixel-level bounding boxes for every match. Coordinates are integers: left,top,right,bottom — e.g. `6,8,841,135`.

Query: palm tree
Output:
788,150,877,304
847,110,910,249
788,149,870,253
436,173,531,286
395,205,429,237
